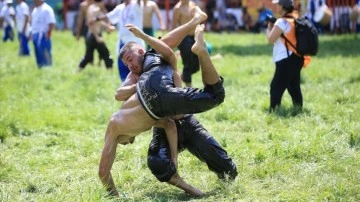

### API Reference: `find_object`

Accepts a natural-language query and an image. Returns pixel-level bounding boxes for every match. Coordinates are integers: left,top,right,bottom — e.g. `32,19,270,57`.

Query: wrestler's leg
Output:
147,128,204,197
161,6,207,49
191,24,220,85
168,173,205,196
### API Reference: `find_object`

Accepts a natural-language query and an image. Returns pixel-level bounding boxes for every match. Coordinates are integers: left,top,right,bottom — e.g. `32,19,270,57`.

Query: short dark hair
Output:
119,41,138,59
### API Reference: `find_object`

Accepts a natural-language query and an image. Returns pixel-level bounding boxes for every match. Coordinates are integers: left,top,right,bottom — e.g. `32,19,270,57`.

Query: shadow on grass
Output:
264,106,311,118
216,35,360,57
142,191,206,201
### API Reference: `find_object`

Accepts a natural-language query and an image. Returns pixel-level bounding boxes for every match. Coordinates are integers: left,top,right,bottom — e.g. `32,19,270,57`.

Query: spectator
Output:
65,0,80,30
75,0,107,67
102,0,145,81
30,0,56,68
171,0,199,87
143,0,166,50
205,0,216,31
266,0,306,112
78,0,115,72
215,0,226,31
0,0,15,42
254,5,273,33
15,0,31,55
307,0,324,33
242,6,253,32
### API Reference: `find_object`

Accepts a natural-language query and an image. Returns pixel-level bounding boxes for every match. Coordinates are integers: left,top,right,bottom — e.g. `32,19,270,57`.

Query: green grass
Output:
1,30,359,201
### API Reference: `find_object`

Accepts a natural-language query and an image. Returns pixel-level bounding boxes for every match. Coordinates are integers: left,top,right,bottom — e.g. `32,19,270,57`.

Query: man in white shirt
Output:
15,0,30,55
0,0,15,42
30,0,56,68
104,0,145,81
307,0,324,33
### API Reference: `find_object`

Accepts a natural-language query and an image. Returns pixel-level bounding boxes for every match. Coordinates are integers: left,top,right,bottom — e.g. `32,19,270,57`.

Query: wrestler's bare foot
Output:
191,24,207,55
168,174,205,197
192,6,208,24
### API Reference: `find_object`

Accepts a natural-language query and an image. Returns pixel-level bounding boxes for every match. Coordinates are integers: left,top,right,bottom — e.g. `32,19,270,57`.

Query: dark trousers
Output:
147,115,237,182
79,33,113,69
3,25,14,42
270,53,304,110
18,32,30,56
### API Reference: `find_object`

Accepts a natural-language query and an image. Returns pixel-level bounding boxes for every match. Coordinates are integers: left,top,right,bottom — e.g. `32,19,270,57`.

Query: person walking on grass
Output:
267,0,308,112
30,0,56,68
0,0,15,42
15,0,31,56
75,0,107,67
78,0,114,72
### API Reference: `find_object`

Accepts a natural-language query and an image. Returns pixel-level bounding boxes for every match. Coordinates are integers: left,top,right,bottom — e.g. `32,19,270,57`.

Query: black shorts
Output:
147,114,238,182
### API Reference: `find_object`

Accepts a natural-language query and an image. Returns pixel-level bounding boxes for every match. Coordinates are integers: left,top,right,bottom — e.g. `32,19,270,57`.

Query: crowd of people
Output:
0,0,359,199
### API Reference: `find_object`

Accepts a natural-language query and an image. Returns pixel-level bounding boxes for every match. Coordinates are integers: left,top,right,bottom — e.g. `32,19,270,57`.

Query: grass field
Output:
0,30,360,201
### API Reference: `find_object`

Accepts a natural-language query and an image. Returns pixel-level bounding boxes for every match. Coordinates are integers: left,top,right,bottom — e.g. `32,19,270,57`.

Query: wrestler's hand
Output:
124,24,145,39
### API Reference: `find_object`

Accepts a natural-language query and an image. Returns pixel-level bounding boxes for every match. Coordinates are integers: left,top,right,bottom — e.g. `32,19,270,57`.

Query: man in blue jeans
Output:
30,0,56,68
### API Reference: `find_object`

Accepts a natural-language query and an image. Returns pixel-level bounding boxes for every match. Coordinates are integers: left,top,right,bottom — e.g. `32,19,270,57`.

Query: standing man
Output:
15,0,31,56
143,0,166,49
0,0,15,42
30,0,56,68
171,0,199,87
75,0,107,66
105,0,145,81
307,0,323,33
78,0,114,71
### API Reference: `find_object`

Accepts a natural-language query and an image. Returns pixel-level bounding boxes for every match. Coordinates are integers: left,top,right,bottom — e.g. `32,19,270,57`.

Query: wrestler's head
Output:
119,42,145,76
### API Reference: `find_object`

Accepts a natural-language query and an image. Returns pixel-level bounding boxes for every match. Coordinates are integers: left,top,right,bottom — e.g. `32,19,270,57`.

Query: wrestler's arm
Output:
154,118,178,168
114,72,139,101
125,24,178,70
173,71,182,88
98,132,119,197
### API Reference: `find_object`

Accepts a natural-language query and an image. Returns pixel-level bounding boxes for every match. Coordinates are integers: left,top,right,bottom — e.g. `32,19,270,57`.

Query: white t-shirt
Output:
31,3,56,34
272,18,293,63
15,1,31,35
106,0,144,53
0,4,15,28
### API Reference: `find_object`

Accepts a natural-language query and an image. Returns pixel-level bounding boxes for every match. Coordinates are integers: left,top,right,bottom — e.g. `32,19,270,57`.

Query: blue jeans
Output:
18,32,30,56
3,25,14,42
32,32,52,68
